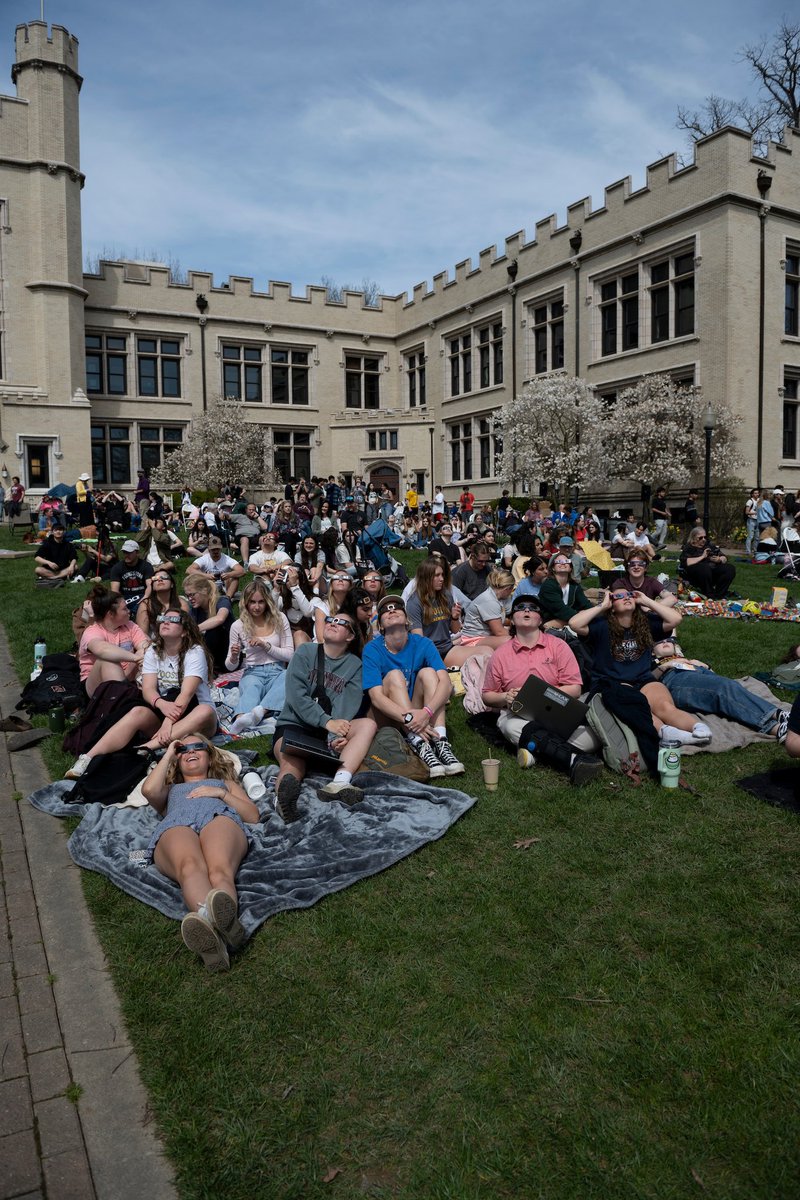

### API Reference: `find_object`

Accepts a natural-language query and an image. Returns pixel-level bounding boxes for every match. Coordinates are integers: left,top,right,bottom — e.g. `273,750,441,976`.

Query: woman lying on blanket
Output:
650,638,789,741
65,610,217,779
141,734,259,972
225,580,293,734
568,588,713,748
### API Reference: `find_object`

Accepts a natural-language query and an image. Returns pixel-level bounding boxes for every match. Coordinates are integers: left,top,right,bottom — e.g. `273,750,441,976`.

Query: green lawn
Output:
2,533,799,1199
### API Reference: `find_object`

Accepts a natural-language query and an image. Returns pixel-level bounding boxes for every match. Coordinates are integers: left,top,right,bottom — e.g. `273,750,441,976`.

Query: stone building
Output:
1,19,800,506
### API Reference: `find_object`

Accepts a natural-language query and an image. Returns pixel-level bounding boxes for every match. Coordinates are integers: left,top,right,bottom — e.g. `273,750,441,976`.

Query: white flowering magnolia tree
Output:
149,399,283,493
493,374,609,501
605,374,746,488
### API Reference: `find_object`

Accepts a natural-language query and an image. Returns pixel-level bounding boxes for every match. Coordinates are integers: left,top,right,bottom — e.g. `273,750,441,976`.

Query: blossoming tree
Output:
493,374,609,501
149,398,282,493
605,374,745,489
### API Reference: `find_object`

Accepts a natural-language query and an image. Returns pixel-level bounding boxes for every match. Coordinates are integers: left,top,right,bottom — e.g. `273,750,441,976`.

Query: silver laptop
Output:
508,675,587,739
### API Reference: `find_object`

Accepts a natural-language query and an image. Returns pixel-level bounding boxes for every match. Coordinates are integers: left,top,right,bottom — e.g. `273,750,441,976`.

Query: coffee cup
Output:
481,758,500,790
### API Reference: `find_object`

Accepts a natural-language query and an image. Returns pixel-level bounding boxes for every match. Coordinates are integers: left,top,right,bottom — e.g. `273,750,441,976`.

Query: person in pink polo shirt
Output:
481,593,603,786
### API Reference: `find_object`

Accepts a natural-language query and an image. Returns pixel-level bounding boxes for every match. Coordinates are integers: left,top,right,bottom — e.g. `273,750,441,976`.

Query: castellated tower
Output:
0,21,89,486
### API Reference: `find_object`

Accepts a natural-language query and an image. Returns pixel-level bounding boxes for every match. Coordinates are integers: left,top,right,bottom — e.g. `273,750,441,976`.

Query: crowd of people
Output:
21,472,800,971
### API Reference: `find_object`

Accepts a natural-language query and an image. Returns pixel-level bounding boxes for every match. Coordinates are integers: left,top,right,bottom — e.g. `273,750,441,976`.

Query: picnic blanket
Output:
27,768,477,939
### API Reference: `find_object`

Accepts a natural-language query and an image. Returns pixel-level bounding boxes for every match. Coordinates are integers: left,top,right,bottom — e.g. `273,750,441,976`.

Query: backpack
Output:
17,653,84,715
62,679,143,756
66,750,150,806
359,726,429,781
585,694,642,781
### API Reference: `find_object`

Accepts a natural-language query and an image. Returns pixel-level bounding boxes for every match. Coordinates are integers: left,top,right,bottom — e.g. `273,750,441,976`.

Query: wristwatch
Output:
402,712,414,725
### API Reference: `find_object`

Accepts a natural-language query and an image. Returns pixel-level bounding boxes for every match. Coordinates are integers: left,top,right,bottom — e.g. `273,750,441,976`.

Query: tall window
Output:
784,378,799,459
449,421,473,480
786,253,800,337
137,337,181,397
449,334,472,396
649,251,695,343
367,429,398,451
91,423,130,485
478,418,496,478
271,347,309,405
86,333,127,395
449,319,504,397
531,299,564,373
274,429,312,479
406,350,426,407
478,322,503,388
223,344,262,402
345,355,380,409
139,425,183,474
599,272,639,357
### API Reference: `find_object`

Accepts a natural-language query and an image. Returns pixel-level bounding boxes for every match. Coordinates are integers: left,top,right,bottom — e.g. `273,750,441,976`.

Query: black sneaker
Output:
407,734,445,778
776,710,790,743
275,774,301,822
569,753,604,787
430,737,465,776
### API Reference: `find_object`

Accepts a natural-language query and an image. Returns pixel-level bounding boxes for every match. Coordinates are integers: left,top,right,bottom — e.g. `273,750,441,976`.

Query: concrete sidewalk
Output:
0,630,176,1200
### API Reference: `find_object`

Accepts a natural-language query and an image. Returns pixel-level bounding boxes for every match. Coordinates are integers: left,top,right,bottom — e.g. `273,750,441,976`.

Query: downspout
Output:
507,260,518,493
756,170,772,490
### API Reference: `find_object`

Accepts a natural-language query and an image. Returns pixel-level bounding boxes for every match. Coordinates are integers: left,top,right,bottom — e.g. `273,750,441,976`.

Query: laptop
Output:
508,675,588,739
279,725,342,772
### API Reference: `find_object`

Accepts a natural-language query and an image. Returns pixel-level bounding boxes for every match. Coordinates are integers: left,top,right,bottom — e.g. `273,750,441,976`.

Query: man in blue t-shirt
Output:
362,595,464,778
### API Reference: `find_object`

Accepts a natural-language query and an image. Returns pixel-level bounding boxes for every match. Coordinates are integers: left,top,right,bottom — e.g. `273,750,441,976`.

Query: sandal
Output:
0,714,33,732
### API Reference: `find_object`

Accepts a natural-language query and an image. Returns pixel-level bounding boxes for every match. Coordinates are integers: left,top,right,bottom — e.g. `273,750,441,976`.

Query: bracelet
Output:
423,705,434,719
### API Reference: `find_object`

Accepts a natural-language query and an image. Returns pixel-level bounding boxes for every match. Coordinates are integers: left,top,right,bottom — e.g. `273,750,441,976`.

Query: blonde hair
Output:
185,573,218,615
165,733,239,787
488,567,514,591
239,579,281,640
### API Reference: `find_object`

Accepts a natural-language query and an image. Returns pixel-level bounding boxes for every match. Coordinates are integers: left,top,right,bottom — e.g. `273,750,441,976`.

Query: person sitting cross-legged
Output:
271,610,377,818
481,595,603,787
362,594,464,778
34,523,79,583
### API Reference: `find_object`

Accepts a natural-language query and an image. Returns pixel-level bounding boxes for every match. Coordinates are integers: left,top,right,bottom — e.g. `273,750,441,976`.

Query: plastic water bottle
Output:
32,636,46,678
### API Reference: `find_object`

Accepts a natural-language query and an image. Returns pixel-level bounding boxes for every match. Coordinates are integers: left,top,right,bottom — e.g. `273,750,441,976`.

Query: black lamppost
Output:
702,403,716,530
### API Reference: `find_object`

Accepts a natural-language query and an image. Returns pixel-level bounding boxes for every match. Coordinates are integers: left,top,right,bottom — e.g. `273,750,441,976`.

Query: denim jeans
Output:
745,516,758,556
662,666,777,733
238,664,286,715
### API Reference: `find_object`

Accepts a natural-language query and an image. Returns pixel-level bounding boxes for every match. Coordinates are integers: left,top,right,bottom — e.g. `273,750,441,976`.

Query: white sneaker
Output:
65,753,91,779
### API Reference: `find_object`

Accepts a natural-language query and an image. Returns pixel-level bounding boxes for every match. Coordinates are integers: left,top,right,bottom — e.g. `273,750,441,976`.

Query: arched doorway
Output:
369,462,400,499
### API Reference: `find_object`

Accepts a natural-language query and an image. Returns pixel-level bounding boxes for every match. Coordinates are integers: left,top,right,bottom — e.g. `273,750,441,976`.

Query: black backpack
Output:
66,750,150,806
17,653,84,715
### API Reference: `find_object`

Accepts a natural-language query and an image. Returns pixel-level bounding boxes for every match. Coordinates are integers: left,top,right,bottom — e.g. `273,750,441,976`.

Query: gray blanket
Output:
676,675,789,755
27,768,477,938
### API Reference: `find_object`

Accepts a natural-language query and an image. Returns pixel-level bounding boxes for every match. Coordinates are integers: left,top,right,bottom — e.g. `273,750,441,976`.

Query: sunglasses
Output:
514,602,540,613
610,591,634,600
176,741,207,755
332,575,351,583
156,613,183,625
553,559,571,567
357,598,374,607
379,603,404,615
628,560,647,568
324,616,355,631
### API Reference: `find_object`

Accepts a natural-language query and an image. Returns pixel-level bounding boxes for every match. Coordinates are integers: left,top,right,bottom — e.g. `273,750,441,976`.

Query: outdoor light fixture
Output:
702,403,716,529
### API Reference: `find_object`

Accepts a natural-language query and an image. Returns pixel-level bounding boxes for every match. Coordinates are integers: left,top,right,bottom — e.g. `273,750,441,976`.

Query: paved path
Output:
0,629,176,1200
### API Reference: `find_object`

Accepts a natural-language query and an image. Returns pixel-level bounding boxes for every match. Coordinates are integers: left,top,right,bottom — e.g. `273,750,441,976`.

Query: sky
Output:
1,0,791,299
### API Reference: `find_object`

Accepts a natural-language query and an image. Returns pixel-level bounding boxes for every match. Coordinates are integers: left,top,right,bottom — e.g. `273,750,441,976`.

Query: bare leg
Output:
85,706,159,759
199,817,248,901
443,644,494,670
154,826,211,911
641,681,697,733
337,717,377,773
273,738,308,792
139,703,218,750
85,658,129,699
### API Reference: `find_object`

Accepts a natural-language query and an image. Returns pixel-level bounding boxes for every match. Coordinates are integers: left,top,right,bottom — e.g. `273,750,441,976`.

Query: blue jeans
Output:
237,664,286,715
745,517,758,556
663,666,777,733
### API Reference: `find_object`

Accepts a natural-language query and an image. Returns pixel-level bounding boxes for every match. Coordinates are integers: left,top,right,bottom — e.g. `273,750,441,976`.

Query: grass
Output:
2,533,800,1198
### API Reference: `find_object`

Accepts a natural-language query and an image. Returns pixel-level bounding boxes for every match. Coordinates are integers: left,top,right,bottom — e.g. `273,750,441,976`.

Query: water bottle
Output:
33,636,46,675
657,741,681,788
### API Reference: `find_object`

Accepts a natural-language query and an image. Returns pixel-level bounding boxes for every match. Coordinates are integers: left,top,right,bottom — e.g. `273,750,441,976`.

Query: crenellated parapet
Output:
12,21,80,83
